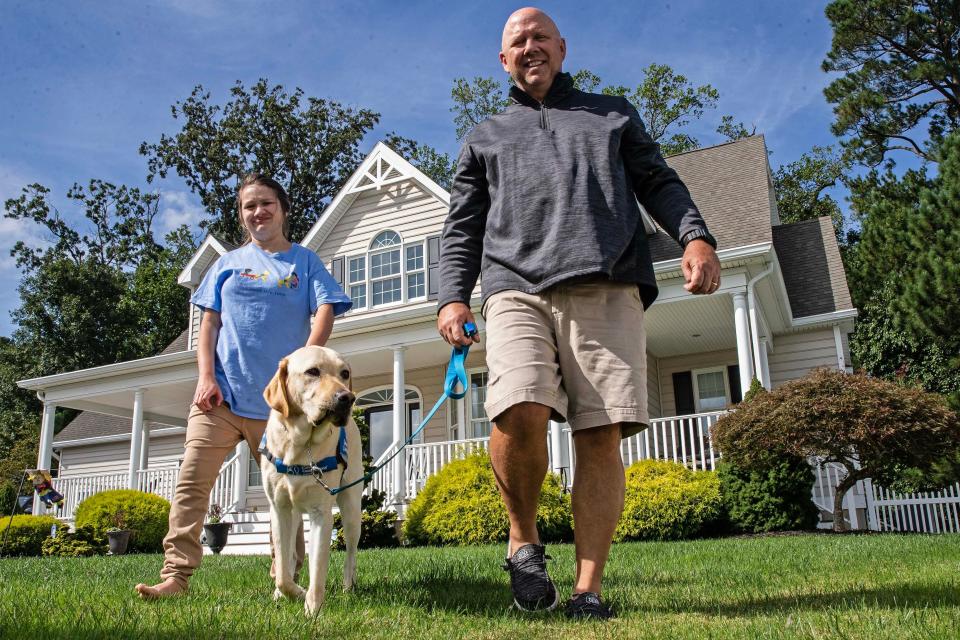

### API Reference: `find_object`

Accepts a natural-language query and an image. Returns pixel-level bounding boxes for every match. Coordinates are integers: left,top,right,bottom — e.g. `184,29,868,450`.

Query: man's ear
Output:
263,358,291,417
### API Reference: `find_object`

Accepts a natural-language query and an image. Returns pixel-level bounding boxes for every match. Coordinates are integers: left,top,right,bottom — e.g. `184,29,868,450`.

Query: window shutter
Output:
727,365,742,404
426,235,441,301
331,256,345,290
672,371,695,416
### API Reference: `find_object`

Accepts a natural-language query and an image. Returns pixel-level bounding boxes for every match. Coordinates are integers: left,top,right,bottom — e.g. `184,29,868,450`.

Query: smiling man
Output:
437,7,720,620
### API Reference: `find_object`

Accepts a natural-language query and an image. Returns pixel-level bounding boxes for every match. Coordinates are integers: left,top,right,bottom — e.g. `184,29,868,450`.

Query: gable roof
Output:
159,329,189,355
649,135,776,262
301,142,450,252
773,217,854,318
177,234,236,288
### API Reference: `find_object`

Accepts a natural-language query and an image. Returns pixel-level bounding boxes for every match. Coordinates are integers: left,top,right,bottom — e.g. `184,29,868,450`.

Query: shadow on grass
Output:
632,582,960,618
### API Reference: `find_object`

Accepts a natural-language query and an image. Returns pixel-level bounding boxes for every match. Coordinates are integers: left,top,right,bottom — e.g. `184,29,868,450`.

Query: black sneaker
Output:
501,543,559,612
565,592,615,620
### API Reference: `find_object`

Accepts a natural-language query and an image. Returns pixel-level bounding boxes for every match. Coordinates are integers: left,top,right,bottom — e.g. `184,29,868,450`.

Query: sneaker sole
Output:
513,586,560,613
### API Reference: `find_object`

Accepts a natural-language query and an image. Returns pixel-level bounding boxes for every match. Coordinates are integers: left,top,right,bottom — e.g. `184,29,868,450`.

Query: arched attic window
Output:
346,230,425,310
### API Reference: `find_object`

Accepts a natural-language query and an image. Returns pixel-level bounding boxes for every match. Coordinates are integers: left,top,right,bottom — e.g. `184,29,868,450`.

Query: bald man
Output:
437,7,720,620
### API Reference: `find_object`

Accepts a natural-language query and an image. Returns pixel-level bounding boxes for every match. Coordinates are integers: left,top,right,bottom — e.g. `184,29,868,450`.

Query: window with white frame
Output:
692,367,729,412
346,230,426,311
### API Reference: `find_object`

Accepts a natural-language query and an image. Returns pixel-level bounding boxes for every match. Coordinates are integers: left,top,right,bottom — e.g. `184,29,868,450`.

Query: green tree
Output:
772,145,848,237
601,63,720,156
141,79,380,244
823,0,960,166
891,131,960,382
384,134,456,191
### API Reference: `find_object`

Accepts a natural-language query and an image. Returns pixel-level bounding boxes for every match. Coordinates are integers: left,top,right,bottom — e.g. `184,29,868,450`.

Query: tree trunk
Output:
832,468,866,533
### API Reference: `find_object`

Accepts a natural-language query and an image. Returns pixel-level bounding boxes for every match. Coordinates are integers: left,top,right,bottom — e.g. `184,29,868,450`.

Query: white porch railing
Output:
405,437,491,500
52,452,243,521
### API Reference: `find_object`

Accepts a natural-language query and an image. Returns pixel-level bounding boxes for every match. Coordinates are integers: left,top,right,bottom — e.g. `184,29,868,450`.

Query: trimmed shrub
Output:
717,457,819,533
403,450,572,546
615,460,722,542
333,489,399,549
74,489,170,553
713,368,960,530
42,524,106,557
0,514,61,556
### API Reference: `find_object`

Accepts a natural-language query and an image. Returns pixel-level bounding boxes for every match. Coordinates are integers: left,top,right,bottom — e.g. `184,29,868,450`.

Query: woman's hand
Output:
193,373,223,411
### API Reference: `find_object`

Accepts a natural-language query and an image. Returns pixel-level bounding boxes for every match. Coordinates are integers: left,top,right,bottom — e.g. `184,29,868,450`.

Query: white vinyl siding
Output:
768,328,843,389
57,432,187,478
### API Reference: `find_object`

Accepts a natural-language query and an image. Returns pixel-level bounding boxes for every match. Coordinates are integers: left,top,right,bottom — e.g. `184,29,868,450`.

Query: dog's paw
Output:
275,583,306,601
305,593,325,616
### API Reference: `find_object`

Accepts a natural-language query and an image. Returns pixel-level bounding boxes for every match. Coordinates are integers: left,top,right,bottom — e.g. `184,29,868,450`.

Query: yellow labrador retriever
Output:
260,345,363,615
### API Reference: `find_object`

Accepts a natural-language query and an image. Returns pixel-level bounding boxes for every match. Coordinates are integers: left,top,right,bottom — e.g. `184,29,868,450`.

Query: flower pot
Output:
202,522,231,554
107,529,132,555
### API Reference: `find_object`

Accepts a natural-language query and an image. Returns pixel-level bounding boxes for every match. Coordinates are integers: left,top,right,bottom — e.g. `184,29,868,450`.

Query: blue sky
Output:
0,0,840,338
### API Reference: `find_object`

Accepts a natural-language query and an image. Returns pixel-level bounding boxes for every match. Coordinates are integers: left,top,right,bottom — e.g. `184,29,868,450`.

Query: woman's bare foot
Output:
135,577,187,599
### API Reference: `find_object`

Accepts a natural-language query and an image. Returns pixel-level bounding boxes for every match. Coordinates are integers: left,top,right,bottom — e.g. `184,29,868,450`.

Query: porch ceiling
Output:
645,293,736,359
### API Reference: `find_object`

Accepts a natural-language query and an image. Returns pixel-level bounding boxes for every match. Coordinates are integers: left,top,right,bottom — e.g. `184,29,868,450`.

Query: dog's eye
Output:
340,369,350,380
305,368,320,377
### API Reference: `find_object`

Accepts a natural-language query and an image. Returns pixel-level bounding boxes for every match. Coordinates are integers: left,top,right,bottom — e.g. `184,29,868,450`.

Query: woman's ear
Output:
263,358,291,417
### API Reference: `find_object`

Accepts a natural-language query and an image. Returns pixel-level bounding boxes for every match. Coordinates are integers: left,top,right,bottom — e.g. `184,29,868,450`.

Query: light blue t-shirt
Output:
191,242,351,420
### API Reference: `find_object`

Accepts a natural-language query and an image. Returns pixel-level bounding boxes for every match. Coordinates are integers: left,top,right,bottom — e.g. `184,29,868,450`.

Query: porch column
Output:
548,420,564,474
233,441,249,510
392,347,406,503
33,401,57,515
758,340,772,390
732,292,754,396
138,421,151,472
128,389,145,490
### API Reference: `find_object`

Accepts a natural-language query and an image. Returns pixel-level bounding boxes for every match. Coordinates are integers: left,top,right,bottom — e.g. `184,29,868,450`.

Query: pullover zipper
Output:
540,102,550,130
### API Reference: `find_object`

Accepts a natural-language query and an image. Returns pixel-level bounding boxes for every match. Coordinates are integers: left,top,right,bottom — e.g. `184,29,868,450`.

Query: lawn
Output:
1,533,958,639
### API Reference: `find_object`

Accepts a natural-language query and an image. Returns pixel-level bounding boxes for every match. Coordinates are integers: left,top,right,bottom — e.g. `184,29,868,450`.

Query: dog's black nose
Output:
335,390,355,407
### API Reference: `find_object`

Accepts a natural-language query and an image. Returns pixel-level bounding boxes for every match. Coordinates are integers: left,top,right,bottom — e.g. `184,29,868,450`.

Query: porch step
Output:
203,512,318,556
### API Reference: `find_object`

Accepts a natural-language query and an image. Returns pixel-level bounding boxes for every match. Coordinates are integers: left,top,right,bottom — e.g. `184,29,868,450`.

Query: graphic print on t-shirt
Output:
237,266,300,290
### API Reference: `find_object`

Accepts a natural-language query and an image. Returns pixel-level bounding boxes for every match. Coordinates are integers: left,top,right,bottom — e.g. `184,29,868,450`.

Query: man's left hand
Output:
682,239,721,295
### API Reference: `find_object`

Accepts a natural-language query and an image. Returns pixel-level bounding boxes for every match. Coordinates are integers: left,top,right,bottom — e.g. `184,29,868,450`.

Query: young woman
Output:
136,174,350,598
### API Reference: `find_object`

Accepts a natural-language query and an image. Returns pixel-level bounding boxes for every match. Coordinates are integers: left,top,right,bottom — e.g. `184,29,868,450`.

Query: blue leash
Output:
328,324,476,496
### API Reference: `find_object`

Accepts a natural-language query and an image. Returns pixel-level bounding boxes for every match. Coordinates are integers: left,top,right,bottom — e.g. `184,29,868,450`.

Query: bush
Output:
0,514,61,556
717,457,819,533
713,368,960,530
42,524,106,557
74,489,170,553
333,489,399,549
403,450,572,546
615,460,722,542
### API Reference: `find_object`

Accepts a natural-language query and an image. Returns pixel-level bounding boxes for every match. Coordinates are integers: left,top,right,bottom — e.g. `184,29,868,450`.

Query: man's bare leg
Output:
489,401,551,554
135,577,187,599
571,423,624,595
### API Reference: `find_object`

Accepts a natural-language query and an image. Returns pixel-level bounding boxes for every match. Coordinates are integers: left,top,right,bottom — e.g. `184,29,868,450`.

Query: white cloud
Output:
156,190,206,237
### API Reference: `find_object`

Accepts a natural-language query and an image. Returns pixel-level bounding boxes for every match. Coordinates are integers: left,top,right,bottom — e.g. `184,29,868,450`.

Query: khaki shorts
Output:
482,281,649,437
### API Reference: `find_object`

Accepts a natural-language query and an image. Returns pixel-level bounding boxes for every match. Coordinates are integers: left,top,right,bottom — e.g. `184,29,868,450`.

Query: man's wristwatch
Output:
681,228,718,249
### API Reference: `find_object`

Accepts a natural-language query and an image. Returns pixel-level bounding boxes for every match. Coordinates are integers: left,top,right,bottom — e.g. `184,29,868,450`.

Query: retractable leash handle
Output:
329,323,476,495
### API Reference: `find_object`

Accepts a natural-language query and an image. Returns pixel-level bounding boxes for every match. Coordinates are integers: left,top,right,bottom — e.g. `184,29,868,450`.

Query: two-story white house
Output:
19,135,859,549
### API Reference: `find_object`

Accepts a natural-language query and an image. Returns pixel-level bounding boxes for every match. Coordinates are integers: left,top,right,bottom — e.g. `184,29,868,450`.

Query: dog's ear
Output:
263,358,291,417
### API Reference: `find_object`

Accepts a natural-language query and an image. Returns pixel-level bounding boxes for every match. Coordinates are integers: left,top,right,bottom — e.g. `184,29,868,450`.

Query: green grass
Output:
1,534,959,639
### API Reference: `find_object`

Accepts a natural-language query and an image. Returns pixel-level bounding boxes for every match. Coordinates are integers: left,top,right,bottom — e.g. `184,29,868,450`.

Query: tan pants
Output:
160,403,305,587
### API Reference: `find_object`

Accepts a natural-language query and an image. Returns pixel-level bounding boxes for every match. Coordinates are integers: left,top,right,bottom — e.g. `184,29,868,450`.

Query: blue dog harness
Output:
258,423,348,476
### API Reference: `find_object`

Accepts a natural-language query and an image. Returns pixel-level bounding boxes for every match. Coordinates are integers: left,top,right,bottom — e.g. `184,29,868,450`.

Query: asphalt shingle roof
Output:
772,217,854,317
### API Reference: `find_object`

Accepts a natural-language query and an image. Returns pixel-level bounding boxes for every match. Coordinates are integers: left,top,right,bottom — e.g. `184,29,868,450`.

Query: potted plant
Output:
106,509,132,555
202,504,231,554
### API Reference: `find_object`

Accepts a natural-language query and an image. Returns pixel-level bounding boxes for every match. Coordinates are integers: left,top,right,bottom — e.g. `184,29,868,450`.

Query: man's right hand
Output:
193,374,224,411
438,302,481,346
